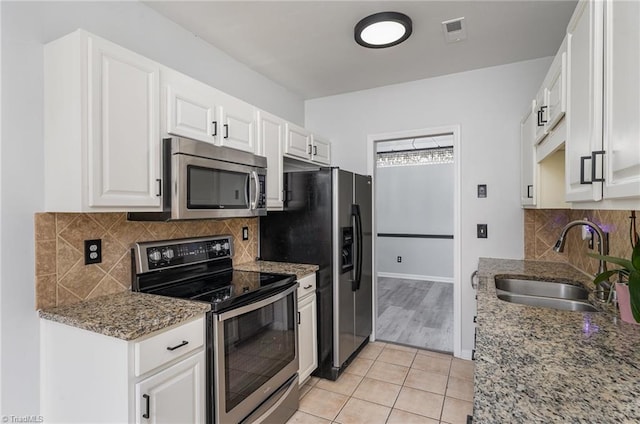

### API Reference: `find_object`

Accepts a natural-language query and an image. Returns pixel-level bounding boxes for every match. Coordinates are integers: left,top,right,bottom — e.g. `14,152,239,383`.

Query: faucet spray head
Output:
553,236,565,252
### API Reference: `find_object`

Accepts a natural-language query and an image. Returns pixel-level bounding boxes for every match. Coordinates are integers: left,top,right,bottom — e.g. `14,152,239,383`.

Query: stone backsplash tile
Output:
34,213,259,309
524,209,639,277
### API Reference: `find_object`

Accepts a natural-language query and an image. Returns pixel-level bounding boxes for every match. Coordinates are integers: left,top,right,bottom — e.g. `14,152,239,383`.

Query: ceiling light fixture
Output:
354,11,412,49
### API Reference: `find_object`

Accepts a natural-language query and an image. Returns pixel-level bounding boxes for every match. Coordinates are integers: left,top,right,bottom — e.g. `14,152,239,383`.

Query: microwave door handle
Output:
251,171,260,210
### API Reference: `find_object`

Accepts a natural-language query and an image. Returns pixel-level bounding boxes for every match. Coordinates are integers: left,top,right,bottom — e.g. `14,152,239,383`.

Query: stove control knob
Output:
148,249,161,263
223,242,230,251
214,243,222,252
162,248,175,260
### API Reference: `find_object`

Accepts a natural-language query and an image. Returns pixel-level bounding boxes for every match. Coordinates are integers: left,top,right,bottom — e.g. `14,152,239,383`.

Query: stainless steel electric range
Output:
133,235,299,424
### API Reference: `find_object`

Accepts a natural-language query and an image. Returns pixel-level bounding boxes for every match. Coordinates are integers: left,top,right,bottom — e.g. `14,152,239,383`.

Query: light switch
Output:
477,224,488,239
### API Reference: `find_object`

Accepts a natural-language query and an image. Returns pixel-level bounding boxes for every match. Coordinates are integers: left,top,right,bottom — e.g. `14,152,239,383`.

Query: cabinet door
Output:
546,51,566,131
219,95,257,153
87,35,161,208
311,136,331,165
521,102,537,206
285,123,312,160
297,294,318,384
258,111,285,210
533,88,548,144
565,1,603,202
135,352,205,424
164,70,218,145
565,0,604,202
603,0,640,200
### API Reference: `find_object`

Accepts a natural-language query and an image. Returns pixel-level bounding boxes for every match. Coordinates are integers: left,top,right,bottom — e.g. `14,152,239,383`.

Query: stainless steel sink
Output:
494,278,599,312
495,278,589,300
496,293,600,312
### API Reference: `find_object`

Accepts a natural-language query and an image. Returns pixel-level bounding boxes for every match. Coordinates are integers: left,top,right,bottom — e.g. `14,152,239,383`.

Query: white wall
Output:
0,1,304,416
376,163,454,279
305,57,552,355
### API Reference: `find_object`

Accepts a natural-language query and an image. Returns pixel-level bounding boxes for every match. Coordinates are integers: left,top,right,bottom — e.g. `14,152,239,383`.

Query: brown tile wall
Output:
34,213,259,309
524,209,639,275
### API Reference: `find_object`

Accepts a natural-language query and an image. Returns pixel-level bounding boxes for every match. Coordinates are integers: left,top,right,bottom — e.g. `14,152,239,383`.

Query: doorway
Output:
367,126,461,355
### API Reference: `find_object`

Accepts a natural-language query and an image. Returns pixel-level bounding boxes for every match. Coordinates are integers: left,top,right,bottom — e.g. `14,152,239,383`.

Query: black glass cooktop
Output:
145,269,296,313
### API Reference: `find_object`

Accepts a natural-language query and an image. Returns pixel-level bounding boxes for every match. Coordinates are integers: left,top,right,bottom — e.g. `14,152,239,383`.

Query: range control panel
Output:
135,235,233,273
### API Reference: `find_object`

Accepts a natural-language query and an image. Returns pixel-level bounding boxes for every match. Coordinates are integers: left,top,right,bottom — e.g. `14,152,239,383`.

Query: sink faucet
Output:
553,219,609,300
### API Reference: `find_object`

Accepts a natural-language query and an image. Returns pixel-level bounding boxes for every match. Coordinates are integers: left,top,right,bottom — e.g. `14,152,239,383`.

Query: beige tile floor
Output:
288,341,474,424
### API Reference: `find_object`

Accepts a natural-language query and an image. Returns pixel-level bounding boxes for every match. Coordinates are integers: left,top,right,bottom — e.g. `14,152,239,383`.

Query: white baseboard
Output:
377,272,454,284
459,348,474,361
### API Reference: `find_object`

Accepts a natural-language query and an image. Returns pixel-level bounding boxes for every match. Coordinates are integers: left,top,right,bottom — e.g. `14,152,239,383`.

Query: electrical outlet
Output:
84,239,102,265
477,224,488,239
477,184,487,198
397,256,402,263
242,227,249,240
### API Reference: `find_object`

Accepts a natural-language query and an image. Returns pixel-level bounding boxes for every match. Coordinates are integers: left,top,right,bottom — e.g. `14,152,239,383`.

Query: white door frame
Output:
367,125,462,358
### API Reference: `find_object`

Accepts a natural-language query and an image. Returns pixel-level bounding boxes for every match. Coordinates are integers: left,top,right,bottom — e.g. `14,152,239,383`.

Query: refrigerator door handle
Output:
351,204,363,291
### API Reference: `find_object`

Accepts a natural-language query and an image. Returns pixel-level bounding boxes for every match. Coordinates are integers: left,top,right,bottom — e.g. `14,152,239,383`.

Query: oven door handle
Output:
216,284,298,321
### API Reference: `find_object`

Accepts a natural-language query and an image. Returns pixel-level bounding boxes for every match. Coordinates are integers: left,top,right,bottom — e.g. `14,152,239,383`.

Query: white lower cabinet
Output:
135,353,205,424
297,273,318,385
41,316,206,424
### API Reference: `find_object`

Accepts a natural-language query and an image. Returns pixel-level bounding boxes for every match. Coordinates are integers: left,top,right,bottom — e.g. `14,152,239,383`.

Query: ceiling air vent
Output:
442,17,467,43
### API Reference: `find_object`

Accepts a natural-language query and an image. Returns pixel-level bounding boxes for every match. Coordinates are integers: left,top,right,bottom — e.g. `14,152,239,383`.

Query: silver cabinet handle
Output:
303,284,312,289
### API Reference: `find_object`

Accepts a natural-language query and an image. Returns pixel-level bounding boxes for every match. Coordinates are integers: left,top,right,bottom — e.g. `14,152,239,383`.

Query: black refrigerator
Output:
260,168,372,380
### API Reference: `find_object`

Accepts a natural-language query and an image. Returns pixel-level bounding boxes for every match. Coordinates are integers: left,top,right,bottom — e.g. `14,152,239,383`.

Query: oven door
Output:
173,153,265,220
213,285,298,424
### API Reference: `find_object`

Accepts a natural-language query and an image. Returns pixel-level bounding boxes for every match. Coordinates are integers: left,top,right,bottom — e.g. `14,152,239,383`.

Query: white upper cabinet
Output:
521,101,537,206
545,45,567,131
44,30,162,212
533,88,547,144
285,122,313,160
565,0,604,203
218,94,257,154
257,110,285,210
284,122,332,165
311,135,331,165
602,0,640,201
163,69,219,145
534,37,567,145
162,71,256,153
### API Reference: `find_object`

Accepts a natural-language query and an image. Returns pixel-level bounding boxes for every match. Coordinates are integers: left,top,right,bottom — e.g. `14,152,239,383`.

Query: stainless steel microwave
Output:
128,137,267,221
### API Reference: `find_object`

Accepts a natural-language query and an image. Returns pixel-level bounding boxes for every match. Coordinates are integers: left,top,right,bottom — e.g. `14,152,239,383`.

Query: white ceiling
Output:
146,0,577,99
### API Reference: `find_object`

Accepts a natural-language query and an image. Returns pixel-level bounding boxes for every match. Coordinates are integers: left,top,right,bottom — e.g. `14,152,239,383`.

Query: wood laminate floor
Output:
376,277,453,352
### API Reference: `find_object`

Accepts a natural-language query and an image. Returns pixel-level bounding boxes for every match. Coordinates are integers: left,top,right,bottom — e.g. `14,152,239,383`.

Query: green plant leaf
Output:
587,252,634,271
627,271,640,323
632,240,640,271
593,269,621,285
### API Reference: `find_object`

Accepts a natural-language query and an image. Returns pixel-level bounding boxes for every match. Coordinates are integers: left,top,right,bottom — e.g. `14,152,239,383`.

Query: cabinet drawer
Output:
297,273,316,300
134,317,204,377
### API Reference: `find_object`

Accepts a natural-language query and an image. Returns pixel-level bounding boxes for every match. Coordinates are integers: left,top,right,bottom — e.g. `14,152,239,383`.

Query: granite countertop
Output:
39,291,210,341
234,260,319,279
474,258,640,422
